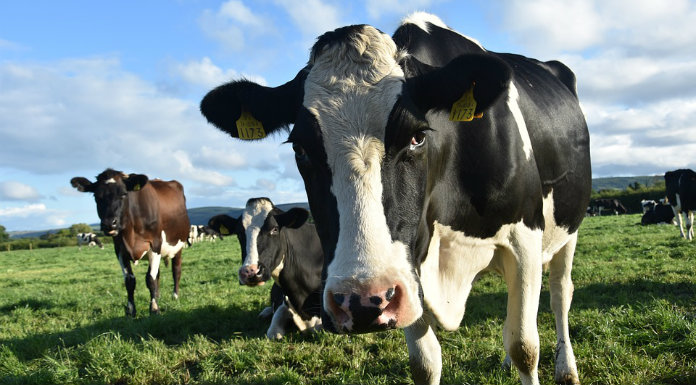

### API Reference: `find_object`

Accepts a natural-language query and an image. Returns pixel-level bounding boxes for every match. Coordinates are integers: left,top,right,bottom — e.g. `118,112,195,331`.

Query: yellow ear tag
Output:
449,85,478,122
219,224,230,235
235,109,266,140
133,184,141,191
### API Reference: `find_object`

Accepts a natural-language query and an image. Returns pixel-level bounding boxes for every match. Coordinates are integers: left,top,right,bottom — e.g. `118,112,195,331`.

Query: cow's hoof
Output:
501,354,512,371
125,304,136,318
555,373,580,385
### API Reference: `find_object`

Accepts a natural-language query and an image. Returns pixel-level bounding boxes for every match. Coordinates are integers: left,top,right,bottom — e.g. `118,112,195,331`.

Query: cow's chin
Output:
107,230,119,236
240,280,266,287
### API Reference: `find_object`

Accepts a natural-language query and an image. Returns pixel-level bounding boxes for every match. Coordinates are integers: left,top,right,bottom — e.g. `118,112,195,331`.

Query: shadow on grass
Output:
1,302,268,361
460,278,695,323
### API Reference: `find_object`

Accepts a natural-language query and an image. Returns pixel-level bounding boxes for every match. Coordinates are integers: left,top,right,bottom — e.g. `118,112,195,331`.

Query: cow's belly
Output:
420,221,501,331
420,193,573,331
159,230,186,259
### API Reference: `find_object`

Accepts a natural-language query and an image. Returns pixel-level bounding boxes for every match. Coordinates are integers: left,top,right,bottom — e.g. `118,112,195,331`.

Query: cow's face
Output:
71,169,148,236
200,24,510,334
232,198,311,286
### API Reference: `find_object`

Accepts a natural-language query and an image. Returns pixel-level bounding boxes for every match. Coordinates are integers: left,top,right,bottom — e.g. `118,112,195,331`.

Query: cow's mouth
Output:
323,286,403,334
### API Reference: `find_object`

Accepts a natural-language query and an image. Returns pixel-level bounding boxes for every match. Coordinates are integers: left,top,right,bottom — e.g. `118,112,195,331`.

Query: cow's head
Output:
71,169,149,236
201,24,511,333
208,199,310,286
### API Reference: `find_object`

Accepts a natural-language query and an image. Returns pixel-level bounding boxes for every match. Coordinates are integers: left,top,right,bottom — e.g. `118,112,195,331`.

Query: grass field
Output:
1,214,694,384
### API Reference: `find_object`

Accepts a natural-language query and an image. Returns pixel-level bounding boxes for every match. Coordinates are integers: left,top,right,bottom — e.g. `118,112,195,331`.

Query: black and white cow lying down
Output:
77,232,104,249
201,13,591,385
207,198,323,339
641,200,675,226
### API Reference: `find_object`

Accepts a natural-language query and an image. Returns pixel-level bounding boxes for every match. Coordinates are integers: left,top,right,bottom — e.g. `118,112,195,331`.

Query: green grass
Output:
1,214,694,384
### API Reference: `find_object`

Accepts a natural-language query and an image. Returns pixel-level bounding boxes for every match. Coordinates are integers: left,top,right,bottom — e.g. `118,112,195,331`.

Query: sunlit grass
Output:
0,214,694,384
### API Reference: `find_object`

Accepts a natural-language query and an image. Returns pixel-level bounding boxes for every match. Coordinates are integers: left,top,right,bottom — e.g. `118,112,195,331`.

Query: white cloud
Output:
275,0,343,37
173,57,267,89
198,1,271,52
364,0,440,19
254,178,276,191
0,203,48,217
0,181,42,202
172,150,236,186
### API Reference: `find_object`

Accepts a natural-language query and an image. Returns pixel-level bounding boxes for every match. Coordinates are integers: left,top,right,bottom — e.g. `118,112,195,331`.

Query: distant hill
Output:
592,175,663,191
168,202,312,226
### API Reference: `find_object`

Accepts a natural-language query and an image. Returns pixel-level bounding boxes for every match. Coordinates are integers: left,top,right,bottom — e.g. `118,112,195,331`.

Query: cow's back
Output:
125,180,189,247
149,180,190,242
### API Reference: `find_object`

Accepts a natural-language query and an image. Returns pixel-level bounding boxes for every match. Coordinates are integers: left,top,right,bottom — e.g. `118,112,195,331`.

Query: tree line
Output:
591,181,667,213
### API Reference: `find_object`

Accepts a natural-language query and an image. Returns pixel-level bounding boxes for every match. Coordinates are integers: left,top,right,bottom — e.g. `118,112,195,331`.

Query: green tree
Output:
0,225,9,243
69,223,93,235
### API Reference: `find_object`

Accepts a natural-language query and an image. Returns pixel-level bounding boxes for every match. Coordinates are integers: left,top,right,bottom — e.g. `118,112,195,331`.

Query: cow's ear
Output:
70,177,96,193
200,67,308,141
124,174,149,191
404,54,512,118
274,208,310,229
208,215,239,236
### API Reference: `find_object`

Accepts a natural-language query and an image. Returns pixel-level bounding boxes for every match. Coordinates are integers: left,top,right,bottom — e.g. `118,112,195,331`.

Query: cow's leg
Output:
266,302,292,340
672,204,686,238
502,228,542,385
403,317,441,385
116,249,137,317
146,250,162,314
548,233,580,385
171,250,182,299
686,211,694,240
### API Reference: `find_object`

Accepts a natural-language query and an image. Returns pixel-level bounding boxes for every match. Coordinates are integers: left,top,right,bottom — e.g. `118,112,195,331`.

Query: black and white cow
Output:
641,201,675,225
207,198,323,339
590,198,627,216
641,199,657,214
188,225,220,244
665,169,696,240
77,232,104,249
200,13,590,385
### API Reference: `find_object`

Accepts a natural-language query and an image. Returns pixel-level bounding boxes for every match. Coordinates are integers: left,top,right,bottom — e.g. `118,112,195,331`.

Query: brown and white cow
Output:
200,13,590,385
71,168,190,317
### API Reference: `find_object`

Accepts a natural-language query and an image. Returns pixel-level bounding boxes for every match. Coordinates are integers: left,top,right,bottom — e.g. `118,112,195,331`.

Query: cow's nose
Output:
238,264,265,286
325,286,401,333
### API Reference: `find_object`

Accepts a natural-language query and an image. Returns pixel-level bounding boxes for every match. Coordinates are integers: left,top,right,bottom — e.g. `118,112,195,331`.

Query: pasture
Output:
0,214,694,384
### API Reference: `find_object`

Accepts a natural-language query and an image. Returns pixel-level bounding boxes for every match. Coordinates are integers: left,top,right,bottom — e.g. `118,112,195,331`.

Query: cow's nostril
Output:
385,287,395,301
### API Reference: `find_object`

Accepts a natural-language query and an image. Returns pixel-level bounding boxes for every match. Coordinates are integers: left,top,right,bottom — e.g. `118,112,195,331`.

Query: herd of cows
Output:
64,13,696,385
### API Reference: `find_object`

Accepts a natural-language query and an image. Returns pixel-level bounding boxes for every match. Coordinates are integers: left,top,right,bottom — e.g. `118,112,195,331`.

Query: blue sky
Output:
2,0,696,231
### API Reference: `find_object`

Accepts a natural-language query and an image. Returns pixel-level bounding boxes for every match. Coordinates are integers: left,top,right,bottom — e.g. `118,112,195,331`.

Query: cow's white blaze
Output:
305,25,422,327
507,82,533,160
241,199,274,267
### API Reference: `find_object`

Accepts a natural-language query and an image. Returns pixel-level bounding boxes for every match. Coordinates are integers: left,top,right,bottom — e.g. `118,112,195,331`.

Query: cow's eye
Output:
293,143,310,164
409,131,426,150
270,226,279,235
